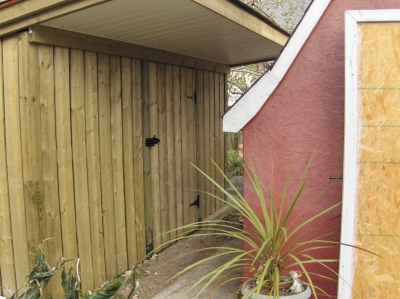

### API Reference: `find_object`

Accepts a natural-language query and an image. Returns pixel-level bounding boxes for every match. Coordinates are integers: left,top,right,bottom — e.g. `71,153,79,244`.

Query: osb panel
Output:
352,23,400,298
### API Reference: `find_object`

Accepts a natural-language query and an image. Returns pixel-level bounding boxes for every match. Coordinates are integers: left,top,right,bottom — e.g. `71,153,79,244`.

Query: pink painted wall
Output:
243,0,400,297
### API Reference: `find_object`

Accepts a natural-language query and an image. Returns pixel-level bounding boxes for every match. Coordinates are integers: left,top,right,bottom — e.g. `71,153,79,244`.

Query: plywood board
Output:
340,10,400,299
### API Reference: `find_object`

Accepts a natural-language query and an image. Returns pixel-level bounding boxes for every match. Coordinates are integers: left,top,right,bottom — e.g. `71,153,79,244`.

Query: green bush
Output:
227,149,244,176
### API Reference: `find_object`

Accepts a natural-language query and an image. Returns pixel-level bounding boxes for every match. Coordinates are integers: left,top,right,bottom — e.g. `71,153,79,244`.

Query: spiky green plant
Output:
155,150,370,298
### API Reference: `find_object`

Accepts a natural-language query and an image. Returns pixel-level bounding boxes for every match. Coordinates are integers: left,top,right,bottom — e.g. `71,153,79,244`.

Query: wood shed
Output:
0,0,288,296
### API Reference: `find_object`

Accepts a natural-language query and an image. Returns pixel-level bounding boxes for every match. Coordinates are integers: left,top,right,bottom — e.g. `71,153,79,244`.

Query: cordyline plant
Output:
156,150,376,298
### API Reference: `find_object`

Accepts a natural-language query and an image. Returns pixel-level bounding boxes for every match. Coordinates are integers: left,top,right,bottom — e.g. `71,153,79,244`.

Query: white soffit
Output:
222,0,331,133
339,10,400,299
40,0,287,66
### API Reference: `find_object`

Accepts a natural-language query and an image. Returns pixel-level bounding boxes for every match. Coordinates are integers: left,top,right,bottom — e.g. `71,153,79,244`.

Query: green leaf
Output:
87,280,122,299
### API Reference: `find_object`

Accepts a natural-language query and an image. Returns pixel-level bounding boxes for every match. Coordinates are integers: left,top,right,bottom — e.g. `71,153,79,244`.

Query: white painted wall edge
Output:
339,9,400,298
222,0,331,133
337,11,359,299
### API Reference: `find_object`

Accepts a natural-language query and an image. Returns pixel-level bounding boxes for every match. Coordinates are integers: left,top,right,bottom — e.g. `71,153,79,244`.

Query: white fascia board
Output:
223,0,331,133
338,9,400,299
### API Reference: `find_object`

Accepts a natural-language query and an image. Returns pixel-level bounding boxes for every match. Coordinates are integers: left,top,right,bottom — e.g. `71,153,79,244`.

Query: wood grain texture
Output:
132,59,146,261
110,55,128,273
54,47,78,260
149,62,161,249
70,49,94,290
173,66,184,236
121,57,138,266
98,53,118,278
39,44,63,298
166,65,177,239
3,34,30,288
84,51,106,286
0,36,16,294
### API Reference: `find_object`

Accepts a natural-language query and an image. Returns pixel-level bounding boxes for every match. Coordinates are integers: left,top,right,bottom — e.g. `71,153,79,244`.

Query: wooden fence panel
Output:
0,37,227,293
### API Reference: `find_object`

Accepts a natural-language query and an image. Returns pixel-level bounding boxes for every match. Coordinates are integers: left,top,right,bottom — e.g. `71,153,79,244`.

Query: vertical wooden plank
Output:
3,34,30,289
166,65,177,239
110,55,128,273
149,62,161,249
18,32,44,267
84,51,106,286
219,73,226,205
39,45,63,298
98,53,117,278
195,70,205,221
173,66,184,236
214,72,222,210
0,36,16,294
54,47,78,260
70,49,94,291
187,68,197,225
203,71,211,218
157,63,169,245
132,59,146,261
141,61,152,252
180,67,190,229
121,57,138,266
209,72,216,214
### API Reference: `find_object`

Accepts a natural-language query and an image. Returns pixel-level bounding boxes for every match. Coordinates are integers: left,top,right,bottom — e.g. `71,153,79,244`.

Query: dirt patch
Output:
116,213,243,298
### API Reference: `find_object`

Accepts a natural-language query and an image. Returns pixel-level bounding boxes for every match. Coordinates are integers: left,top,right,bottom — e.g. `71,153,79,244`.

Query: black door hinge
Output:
190,195,200,208
187,91,197,104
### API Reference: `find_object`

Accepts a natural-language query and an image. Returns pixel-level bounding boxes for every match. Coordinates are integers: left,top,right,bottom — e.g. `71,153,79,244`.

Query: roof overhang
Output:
222,0,331,132
0,0,289,68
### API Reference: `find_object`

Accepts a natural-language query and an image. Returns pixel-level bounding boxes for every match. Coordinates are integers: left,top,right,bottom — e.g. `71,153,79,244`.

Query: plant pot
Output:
241,279,312,299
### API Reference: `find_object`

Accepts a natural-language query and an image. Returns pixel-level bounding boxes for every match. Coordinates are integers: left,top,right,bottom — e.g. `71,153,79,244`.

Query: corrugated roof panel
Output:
42,0,285,66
